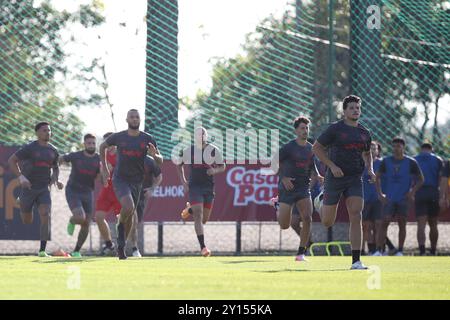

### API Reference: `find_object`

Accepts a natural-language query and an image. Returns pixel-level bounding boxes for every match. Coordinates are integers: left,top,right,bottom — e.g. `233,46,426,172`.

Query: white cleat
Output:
394,251,404,256
371,251,382,256
132,249,142,258
350,261,368,270
295,254,308,262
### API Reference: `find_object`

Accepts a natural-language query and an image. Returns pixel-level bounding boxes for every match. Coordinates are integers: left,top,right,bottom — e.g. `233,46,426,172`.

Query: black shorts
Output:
189,186,215,208
362,200,382,221
19,187,51,213
65,185,93,216
112,175,142,207
278,183,311,206
323,174,363,205
415,187,440,217
383,199,408,217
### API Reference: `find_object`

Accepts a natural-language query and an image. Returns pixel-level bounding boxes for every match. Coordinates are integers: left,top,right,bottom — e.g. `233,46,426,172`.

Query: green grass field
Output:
0,256,449,299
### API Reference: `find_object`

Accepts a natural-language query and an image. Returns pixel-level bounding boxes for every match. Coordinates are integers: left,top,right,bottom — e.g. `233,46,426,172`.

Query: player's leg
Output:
277,203,293,230
192,203,210,256
129,194,146,257
36,188,52,257
201,191,215,224
415,196,428,255
95,211,114,254
295,197,312,261
318,175,344,227
19,188,34,224
72,193,94,257
346,196,365,266
428,216,438,255
362,202,371,254
396,201,408,255
95,188,115,254
290,207,301,237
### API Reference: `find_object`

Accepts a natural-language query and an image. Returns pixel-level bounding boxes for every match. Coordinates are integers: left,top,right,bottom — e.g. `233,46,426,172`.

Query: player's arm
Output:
50,152,64,190
8,152,31,189
148,143,163,166
312,141,343,178
375,160,387,204
407,160,424,200
99,136,114,186
58,153,71,166
439,161,449,209
362,150,376,183
176,148,189,192
310,158,324,186
207,148,226,176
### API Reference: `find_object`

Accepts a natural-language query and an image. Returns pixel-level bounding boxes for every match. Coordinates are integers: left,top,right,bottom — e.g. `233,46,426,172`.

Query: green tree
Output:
0,0,105,151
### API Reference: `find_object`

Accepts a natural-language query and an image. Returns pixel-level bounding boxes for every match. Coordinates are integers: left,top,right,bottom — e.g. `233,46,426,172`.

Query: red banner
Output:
143,161,450,222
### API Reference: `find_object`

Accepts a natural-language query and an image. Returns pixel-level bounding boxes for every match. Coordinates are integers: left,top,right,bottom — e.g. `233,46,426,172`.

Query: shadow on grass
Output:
254,268,350,273
32,258,100,264
221,260,275,264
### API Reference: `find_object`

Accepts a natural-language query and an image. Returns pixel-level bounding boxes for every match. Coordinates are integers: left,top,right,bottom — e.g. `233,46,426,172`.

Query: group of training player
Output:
7,97,450,267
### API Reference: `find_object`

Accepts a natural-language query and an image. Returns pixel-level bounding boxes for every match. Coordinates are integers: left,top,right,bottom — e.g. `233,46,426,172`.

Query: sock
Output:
105,240,113,248
419,245,426,255
132,247,138,252
398,247,403,252
74,244,81,252
368,243,376,254
117,223,125,249
430,248,436,255
197,235,206,249
188,208,193,214
75,226,89,253
297,246,306,255
361,249,366,256
40,241,47,252
386,237,395,250
352,250,361,264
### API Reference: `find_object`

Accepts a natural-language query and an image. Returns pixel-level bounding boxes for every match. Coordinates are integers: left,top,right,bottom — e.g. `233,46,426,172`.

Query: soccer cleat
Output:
201,247,211,257
295,254,308,262
38,251,50,258
132,249,142,258
71,251,82,258
181,202,191,220
100,244,115,256
350,261,368,270
371,251,382,256
67,222,75,236
394,251,404,256
117,247,127,260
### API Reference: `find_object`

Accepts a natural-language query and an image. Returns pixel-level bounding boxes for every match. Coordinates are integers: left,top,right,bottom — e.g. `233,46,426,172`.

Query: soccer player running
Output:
129,154,162,257
95,132,121,256
60,134,100,258
99,109,162,260
177,127,226,257
273,116,321,262
8,122,63,257
414,142,445,255
376,137,424,256
312,95,375,270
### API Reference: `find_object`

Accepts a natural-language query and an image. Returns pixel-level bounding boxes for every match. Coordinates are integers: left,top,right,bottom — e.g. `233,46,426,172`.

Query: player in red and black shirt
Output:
8,122,63,257
99,109,162,259
313,95,375,269
176,127,226,257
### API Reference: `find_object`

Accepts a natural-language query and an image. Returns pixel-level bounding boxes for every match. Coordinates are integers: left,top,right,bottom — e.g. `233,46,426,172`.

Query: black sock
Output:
117,223,125,249
40,241,47,252
419,245,426,255
430,248,436,255
386,237,395,250
105,240,113,248
197,235,206,249
74,245,81,252
368,243,376,254
188,208,193,214
132,247,138,252
352,250,361,264
398,247,403,252
297,246,306,255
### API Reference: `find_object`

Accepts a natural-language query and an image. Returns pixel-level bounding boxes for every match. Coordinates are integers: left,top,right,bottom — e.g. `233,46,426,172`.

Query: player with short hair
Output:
8,122,63,257
99,109,162,260
414,142,445,255
177,127,226,257
273,116,321,262
376,137,424,256
60,133,100,257
312,95,375,270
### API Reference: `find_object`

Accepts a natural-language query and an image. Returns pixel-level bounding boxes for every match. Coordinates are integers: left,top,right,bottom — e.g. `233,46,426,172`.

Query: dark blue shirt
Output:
378,156,422,202
279,140,317,186
15,141,59,189
106,131,158,183
414,152,443,189
442,160,450,178
317,120,372,177
63,151,100,191
363,158,382,202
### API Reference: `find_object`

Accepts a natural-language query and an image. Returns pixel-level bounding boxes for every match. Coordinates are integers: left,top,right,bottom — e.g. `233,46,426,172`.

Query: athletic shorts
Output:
65,185,93,216
383,199,409,217
19,187,51,213
96,185,121,215
362,200,382,221
278,183,311,206
189,186,215,209
323,174,363,205
415,186,440,217
112,175,142,206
